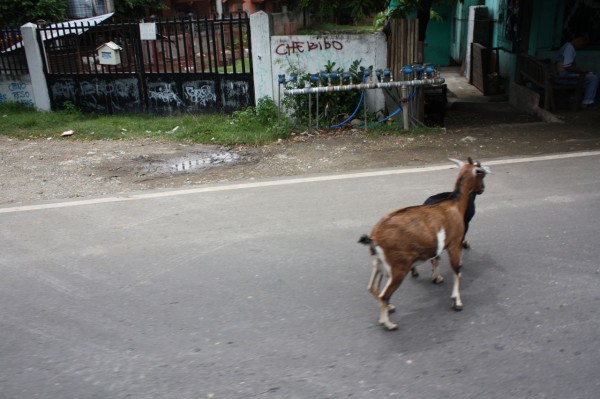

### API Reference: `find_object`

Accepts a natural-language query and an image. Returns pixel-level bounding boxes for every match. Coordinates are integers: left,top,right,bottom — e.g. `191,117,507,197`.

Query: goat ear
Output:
448,158,464,168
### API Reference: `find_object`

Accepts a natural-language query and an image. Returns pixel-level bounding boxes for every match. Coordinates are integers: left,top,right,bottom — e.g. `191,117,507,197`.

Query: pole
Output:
401,85,410,131
308,93,312,134
283,78,445,95
363,90,367,132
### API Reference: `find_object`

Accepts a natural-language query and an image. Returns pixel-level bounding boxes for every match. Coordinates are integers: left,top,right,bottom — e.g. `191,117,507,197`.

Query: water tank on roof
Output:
67,0,114,19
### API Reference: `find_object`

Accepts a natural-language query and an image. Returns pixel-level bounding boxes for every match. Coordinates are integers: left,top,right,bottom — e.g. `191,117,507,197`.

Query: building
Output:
161,0,290,18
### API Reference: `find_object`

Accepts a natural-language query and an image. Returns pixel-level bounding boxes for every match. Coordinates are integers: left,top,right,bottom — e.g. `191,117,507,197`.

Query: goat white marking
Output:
451,272,463,308
375,246,391,278
436,228,446,257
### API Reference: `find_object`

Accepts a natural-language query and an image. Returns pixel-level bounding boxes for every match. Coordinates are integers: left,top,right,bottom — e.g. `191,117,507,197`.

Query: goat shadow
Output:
370,249,504,352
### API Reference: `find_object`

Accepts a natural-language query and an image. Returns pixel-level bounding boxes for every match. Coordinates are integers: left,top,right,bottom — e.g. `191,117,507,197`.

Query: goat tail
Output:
358,234,372,245
358,234,377,255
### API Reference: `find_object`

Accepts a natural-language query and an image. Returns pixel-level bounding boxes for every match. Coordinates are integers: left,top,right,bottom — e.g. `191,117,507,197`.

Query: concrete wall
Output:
251,12,387,113
272,33,387,112
0,23,49,111
0,74,34,107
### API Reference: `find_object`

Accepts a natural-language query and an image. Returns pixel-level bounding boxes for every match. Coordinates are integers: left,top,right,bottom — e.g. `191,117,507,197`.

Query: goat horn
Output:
448,158,464,168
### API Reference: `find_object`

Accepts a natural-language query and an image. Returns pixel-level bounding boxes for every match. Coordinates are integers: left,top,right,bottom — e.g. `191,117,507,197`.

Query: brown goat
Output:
359,158,491,330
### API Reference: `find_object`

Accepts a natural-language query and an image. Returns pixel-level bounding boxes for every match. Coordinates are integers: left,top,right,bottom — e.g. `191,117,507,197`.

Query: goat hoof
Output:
452,299,463,311
387,304,396,313
432,276,444,284
410,268,419,278
462,240,471,249
382,322,398,331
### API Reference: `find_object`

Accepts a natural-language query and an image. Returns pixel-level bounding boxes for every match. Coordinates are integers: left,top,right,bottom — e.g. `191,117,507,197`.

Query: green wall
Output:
424,4,453,66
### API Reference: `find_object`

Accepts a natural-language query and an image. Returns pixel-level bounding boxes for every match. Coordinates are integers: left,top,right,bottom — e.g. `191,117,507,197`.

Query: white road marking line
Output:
1,151,599,214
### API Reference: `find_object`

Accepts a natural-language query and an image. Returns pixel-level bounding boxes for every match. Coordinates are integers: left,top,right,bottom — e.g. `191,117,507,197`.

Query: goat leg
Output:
447,247,463,310
367,261,381,297
377,269,407,330
410,265,419,278
430,257,444,284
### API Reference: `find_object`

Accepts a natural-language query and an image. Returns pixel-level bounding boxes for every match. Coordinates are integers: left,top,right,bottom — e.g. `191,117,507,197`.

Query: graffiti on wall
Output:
221,79,251,111
267,33,386,109
50,78,141,114
270,35,381,74
183,81,217,107
0,81,34,107
274,38,344,56
148,82,184,107
146,78,218,115
47,75,251,115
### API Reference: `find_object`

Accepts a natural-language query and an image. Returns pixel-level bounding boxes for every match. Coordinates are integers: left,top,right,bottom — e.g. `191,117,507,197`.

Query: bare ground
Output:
1,102,600,205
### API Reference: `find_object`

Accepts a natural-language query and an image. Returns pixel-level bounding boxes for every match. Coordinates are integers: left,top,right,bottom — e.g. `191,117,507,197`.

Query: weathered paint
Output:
269,33,387,113
0,74,34,107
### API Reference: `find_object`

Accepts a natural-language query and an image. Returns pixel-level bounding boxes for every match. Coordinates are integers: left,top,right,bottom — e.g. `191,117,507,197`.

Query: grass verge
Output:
0,101,434,145
0,101,289,146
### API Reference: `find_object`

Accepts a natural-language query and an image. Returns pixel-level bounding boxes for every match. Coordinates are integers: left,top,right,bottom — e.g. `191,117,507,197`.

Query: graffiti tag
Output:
148,83,183,106
184,85,216,106
0,81,34,107
275,38,343,56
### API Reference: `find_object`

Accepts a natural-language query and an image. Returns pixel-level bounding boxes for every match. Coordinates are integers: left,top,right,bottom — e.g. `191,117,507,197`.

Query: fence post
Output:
250,11,274,103
20,23,51,112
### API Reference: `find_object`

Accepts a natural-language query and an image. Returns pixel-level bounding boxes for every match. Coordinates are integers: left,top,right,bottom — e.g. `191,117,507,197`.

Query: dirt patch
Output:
1,104,600,205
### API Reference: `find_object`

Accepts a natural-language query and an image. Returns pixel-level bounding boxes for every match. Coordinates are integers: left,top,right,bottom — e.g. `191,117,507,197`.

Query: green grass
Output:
0,102,288,146
217,58,251,73
0,101,432,146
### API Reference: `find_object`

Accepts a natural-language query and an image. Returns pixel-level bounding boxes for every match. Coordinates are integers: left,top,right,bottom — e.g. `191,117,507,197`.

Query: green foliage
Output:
0,0,67,25
61,101,81,114
0,0,168,25
231,97,290,140
282,59,373,129
114,0,166,18
299,0,387,23
373,1,444,29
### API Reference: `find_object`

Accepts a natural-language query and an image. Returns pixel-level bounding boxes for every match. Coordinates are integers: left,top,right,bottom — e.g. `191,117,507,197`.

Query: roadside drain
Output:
171,151,241,172
134,151,242,175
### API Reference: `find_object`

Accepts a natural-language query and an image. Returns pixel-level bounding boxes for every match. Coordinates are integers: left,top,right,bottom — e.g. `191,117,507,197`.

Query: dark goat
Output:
410,158,485,283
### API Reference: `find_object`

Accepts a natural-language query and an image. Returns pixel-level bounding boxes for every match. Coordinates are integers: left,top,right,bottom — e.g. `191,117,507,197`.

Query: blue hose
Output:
329,79,418,129
329,89,365,129
374,105,403,124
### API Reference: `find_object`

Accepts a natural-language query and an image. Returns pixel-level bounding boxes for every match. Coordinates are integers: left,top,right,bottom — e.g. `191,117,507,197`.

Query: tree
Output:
298,0,388,24
114,0,166,18
0,0,67,26
0,0,166,26
386,0,456,42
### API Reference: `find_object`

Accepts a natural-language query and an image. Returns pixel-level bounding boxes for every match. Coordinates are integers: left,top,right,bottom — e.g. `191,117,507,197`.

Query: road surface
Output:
1,152,599,398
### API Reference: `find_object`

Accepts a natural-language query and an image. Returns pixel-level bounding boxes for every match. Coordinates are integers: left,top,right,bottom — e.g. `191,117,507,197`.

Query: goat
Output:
358,158,491,330
410,157,486,284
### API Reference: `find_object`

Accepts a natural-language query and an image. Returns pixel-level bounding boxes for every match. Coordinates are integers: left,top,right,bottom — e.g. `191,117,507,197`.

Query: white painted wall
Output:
251,12,388,114
0,74,34,107
270,33,387,111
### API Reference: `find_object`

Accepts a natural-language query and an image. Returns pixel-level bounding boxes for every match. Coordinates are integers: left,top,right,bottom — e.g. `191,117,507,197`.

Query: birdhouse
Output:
96,41,122,65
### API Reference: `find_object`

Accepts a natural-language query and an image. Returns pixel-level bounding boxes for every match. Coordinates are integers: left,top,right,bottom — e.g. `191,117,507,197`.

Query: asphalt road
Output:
1,152,599,399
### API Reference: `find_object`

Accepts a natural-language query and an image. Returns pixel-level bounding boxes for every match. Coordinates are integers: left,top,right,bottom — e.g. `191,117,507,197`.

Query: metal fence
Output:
0,26,28,75
36,13,254,115
39,13,252,76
